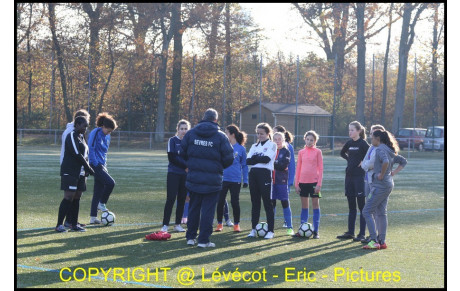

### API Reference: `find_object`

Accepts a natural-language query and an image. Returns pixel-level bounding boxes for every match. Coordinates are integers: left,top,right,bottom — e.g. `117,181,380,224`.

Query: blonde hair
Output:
273,132,287,148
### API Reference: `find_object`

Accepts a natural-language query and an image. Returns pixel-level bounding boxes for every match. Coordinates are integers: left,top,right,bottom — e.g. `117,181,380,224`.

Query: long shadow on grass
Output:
214,240,370,287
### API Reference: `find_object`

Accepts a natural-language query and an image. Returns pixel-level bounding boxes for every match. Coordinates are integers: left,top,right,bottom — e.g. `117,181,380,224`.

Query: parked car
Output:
395,128,427,151
423,126,444,151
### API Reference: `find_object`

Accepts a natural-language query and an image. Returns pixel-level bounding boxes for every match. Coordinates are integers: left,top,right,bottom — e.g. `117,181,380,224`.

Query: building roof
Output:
239,102,331,116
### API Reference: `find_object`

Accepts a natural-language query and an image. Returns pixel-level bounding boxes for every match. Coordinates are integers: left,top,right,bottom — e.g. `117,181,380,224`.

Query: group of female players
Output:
56,110,406,250
162,118,407,249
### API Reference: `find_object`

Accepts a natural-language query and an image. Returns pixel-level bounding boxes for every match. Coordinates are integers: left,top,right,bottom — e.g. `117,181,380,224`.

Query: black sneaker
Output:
336,232,355,239
353,234,366,242
361,236,371,244
70,225,87,232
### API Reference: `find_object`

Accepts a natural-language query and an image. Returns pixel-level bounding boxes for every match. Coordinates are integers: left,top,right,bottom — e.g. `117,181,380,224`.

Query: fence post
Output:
19,129,23,146
54,129,58,145
118,131,120,150
408,138,411,158
332,136,335,156
150,132,152,150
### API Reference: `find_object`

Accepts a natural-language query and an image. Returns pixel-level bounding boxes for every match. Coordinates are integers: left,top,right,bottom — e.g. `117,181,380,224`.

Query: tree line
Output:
16,3,444,138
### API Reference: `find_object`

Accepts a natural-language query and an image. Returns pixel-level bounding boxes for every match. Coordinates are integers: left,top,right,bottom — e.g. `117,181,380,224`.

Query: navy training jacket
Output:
273,147,291,185
180,120,234,194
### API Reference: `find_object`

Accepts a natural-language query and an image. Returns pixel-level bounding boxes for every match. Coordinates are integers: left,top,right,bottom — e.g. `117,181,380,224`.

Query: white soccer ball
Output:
298,222,314,238
101,211,115,226
255,222,268,237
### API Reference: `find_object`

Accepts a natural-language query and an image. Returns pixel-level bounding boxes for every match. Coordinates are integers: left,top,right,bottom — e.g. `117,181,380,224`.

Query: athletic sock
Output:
71,199,81,226
183,201,189,218
300,208,309,224
57,198,72,227
313,208,320,233
283,206,293,228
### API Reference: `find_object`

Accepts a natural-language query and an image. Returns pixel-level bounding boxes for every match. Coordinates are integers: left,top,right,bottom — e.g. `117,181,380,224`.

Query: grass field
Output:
16,146,445,288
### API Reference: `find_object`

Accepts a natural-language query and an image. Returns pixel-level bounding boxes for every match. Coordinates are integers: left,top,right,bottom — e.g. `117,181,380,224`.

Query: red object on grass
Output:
145,231,171,241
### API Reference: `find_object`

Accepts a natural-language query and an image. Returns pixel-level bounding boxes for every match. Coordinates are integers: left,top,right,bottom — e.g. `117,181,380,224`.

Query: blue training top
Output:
88,127,111,167
223,143,249,184
167,136,187,175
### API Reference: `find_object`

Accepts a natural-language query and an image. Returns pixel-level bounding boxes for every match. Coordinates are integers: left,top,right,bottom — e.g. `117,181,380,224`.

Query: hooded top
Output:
180,120,234,194
373,144,407,187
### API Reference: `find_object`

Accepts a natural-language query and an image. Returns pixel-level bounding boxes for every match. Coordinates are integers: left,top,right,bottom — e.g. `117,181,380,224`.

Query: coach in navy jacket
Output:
180,108,234,247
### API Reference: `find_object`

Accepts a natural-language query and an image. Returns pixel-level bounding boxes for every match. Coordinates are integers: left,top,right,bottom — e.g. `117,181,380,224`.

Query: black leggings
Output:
216,181,241,224
347,195,366,236
162,172,187,226
249,168,274,232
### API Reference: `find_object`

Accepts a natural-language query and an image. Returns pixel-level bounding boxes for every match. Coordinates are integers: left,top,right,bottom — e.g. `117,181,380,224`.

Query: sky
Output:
237,3,441,63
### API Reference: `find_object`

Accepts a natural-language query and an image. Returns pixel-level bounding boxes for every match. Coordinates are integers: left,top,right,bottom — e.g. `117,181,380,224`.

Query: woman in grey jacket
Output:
362,129,407,250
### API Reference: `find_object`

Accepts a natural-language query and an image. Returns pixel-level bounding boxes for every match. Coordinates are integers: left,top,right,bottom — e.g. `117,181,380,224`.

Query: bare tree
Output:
391,3,428,133
47,3,72,122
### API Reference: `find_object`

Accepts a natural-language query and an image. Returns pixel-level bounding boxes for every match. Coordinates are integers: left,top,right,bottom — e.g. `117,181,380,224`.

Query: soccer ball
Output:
255,222,268,237
298,222,314,238
101,211,115,226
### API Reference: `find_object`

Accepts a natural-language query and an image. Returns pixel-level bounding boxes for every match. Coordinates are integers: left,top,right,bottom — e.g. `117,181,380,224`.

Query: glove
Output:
243,183,248,188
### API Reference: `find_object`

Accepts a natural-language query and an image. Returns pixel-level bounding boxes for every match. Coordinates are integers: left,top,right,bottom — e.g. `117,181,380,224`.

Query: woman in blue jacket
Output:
88,112,118,224
215,124,249,233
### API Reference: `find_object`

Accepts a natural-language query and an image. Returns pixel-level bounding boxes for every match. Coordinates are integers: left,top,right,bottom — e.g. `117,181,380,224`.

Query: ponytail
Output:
274,125,294,143
349,121,366,140
373,129,400,154
226,124,247,146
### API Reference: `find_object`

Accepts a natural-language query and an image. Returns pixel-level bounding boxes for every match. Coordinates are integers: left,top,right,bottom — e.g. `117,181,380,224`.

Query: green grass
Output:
16,146,445,288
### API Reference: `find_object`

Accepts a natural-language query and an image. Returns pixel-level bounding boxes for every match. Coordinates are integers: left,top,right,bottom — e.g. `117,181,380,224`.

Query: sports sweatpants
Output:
186,190,220,244
362,181,394,243
249,168,274,232
90,164,115,217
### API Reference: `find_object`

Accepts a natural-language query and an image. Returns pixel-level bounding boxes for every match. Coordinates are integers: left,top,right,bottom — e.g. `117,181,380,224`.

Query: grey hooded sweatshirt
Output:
372,144,407,188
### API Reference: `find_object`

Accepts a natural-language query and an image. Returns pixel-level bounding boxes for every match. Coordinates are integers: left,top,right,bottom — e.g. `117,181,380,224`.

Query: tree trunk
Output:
82,3,103,124
169,3,183,132
355,3,366,124
27,3,32,122
48,3,72,122
391,3,427,133
155,6,176,142
431,3,439,125
224,2,232,126
381,3,393,126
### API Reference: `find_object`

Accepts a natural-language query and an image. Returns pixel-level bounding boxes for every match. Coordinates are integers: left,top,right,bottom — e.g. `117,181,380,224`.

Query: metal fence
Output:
16,129,441,157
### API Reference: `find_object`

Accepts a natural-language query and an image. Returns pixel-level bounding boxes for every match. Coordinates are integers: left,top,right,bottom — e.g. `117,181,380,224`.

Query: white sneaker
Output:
187,239,196,246
90,217,101,224
174,225,185,232
264,231,275,239
282,222,288,228
197,242,216,248
161,225,168,232
247,229,256,237
225,220,234,227
98,203,108,212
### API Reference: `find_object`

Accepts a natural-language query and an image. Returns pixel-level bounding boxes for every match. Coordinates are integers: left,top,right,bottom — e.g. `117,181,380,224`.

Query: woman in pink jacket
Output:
295,130,323,239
